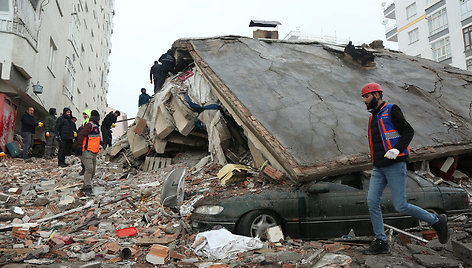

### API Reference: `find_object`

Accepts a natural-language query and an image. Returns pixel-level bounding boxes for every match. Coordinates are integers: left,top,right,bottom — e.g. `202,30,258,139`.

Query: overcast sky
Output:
107,0,396,118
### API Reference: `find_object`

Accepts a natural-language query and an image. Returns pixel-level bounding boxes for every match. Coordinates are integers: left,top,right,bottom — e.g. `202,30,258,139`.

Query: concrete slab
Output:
155,104,174,139
413,253,461,268
171,96,195,136
175,37,472,182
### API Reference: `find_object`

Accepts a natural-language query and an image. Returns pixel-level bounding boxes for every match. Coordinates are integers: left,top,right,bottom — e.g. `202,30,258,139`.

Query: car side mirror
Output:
307,183,330,194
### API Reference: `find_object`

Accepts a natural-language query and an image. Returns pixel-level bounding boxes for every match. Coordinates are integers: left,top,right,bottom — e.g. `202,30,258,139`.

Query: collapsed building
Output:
109,36,472,184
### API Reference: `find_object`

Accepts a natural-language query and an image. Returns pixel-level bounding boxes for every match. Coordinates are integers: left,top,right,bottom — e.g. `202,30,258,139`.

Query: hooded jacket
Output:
139,90,151,107
45,108,57,133
102,111,117,129
82,109,91,126
55,108,75,139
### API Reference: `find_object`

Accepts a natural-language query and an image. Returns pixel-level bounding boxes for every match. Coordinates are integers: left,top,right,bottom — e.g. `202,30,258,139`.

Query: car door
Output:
301,178,371,239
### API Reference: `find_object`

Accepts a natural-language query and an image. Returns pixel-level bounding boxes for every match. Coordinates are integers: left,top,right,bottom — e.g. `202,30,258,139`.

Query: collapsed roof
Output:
170,36,472,182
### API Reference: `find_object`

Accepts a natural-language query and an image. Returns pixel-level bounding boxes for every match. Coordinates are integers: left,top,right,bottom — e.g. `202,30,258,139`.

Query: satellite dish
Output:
161,167,186,208
382,20,389,26
381,2,386,7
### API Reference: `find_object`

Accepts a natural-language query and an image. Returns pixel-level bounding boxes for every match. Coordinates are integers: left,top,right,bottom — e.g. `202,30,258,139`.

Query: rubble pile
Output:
0,152,471,267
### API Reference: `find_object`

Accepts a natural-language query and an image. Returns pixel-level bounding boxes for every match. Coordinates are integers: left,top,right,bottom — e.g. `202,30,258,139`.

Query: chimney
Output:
249,20,281,40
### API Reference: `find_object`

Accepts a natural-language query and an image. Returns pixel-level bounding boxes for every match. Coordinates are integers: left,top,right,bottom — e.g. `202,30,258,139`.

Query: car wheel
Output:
237,210,281,240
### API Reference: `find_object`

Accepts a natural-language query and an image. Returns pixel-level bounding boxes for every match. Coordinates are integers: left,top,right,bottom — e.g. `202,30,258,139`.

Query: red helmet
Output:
361,82,383,96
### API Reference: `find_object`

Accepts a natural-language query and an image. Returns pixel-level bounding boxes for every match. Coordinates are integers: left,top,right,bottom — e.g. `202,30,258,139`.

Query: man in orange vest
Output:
76,110,101,196
361,82,449,255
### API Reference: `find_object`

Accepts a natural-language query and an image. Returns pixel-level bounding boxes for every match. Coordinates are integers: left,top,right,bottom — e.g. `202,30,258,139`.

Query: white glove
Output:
384,148,400,159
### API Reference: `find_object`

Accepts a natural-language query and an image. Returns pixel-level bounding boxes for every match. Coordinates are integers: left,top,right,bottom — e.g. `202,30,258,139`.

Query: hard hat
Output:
361,82,383,96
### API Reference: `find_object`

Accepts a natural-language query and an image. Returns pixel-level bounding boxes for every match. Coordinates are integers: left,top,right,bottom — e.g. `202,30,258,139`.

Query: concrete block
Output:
109,142,125,157
266,226,284,243
155,104,174,139
134,118,147,135
452,240,472,266
171,96,195,136
154,138,167,154
128,126,149,158
146,244,169,265
413,253,461,267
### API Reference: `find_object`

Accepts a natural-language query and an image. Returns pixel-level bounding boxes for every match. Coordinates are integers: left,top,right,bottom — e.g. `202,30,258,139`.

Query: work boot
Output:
79,169,85,176
81,188,94,196
58,163,68,168
432,214,450,244
363,239,390,255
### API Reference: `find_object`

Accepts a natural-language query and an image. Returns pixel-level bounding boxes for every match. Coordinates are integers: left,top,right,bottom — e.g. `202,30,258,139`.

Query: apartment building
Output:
383,0,472,70
0,0,114,134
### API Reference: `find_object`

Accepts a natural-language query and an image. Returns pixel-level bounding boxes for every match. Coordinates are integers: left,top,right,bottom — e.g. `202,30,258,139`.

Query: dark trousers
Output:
21,131,33,158
153,72,166,94
101,126,112,149
58,139,73,164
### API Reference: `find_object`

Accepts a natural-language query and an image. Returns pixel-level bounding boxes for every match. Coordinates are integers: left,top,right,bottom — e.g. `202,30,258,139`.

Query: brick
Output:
324,242,347,253
146,244,169,265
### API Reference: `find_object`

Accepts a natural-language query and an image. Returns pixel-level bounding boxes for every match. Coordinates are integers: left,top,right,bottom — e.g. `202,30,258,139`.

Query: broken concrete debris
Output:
1,37,472,267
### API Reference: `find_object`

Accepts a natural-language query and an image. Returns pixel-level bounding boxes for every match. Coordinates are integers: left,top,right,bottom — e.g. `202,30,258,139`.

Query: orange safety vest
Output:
368,103,410,162
83,122,100,153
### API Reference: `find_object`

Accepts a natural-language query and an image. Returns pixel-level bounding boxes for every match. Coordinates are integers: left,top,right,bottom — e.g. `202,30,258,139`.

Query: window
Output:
464,25,472,51
65,57,75,101
408,28,419,44
467,59,472,71
48,38,57,72
431,37,451,62
406,2,417,19
427,8,448,36
0,0,9,12
462,0,472,20
70,14,80,53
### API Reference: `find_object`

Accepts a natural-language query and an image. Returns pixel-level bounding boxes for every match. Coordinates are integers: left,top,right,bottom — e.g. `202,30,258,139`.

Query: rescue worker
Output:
20,107,43,160
361,82,449,255
44,108,57,159
138,88,151,107
77,109,91,175
159,49,176,74
76,110,101,196
150,60,166,94
101,110,120,149
55,107,75,167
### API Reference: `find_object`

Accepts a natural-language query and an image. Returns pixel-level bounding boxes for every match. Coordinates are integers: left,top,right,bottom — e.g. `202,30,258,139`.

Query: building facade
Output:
383,0,472,70
0,0,113,136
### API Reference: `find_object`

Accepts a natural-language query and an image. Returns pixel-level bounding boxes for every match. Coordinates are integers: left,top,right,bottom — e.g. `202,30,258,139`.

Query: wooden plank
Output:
143,157,151,171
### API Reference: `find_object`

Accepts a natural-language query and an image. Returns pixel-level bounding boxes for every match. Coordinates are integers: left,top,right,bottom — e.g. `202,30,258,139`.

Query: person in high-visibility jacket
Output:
76,110,101,196
361,83,449,255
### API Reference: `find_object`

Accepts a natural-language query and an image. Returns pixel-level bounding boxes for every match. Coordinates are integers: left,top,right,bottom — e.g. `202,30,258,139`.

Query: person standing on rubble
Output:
20,107,43,160
55,107,75,167
361,82,449,255
76,109,91,175
76,110,100,196
44,108,57,159
159,49,176,75
138,88,151,107
150,60,166,94
101,110,120,149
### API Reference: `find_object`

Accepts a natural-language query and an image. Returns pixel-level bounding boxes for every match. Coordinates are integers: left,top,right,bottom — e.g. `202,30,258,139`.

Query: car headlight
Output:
194,205,224,215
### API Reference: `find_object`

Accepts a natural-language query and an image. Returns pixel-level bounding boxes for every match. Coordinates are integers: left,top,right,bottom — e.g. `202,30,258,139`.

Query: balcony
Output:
383,2,396,19
385,25,398,42
0,19,37,48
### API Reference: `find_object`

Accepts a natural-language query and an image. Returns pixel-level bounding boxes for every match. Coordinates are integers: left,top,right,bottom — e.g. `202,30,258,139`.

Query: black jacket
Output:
159,49,176,72
102,111,117,129
150,62,163,80
21,113,38,133
369,102,414,167
55,108,75,140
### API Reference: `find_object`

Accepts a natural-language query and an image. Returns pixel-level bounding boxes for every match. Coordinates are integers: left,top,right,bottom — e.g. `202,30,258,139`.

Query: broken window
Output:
48,38,57,73
431,37,451,62
427,8,448,36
